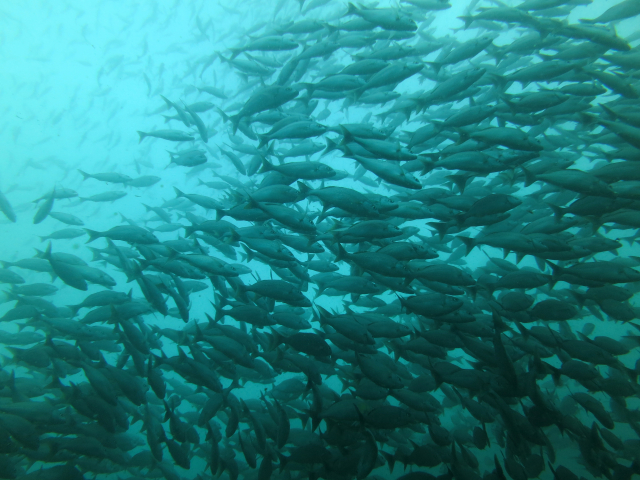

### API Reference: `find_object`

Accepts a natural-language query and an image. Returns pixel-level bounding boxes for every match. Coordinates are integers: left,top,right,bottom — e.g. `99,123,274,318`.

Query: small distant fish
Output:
137,129,195,143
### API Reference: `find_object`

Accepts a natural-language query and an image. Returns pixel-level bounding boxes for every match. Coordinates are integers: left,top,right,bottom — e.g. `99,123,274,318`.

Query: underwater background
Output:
1,0,640,479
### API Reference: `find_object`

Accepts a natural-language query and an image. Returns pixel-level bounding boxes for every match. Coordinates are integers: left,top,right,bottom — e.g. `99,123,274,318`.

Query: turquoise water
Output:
1,1,640,479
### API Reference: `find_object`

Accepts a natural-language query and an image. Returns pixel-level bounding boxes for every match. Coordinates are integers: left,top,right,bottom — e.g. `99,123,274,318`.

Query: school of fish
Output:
2,0,640,479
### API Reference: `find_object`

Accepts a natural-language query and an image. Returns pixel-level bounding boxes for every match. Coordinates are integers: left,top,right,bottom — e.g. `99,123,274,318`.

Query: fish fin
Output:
257,158,275,175
458,236,475,256
296,181,312,201
84,228,102,243
520,166,536,187
137,131,147,143
321,137,339,158
426,61,442,74
457,15,473,29
546,202,565,220
230,114,241,135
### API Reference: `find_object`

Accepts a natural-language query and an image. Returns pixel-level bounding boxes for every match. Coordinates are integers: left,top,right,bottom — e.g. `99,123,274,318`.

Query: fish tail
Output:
457,15,473,29
215,107,230,124
160,95,173,108
547,202,565,220
296,181,311,200
257,158,274,175
426,61,441,74
230,114,240,135
381,451,396,474
322,22,337,33
458,236,475,256
446,173,469,194
312,286,324,300
520,166,536,188
263,141,276,159
240,244,254,263
257,134,269,149
77,169,91,181
321,137,338,158
545,260,561,288
277,452,289,473
84,229,102,244
183,223,196,237
173,187,184,198
88,248,104,262
352,86,365,101
45,374,63,390
427,221,451,241
418,158,435,176
335,243,347,262
41,242,53,261
234,283,248,303
137,131,147,143
487,73,507,92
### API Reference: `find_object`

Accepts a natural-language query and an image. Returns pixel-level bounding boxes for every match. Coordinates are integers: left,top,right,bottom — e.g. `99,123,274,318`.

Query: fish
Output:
137,129,195,143
78,170,133,184
0,190,16,223
2,1,640,479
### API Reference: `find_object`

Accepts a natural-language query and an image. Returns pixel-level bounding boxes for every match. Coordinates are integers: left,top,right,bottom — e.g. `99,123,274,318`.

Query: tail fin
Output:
521,166,536,188
84,229,102,244
257,135,270,150
426,61,443,74
137,131,148,144
346,2,359,16
215,107,230,123
458,236,475,256
547,203,565,220
335,244,348,263
78,170,90,181
545,261,561,289
258,159,276,175
321,137,339,158
297,181,312,200
184,222,198,237
230,114,241,135
351,86,366,101
457,15,474,29
427,221,451,241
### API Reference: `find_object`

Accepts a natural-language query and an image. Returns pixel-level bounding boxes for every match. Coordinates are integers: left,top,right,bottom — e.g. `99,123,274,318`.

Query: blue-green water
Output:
1,1,640,479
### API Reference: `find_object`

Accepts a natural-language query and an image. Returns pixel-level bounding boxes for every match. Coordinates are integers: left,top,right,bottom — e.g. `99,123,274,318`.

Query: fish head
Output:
298,216,317,232
311,122,328,134
315,164,336,177
376,198,398,212
406,62,424,73
364,280,379,291
224,264,251,276
283,86,300,100
506,195,523,208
